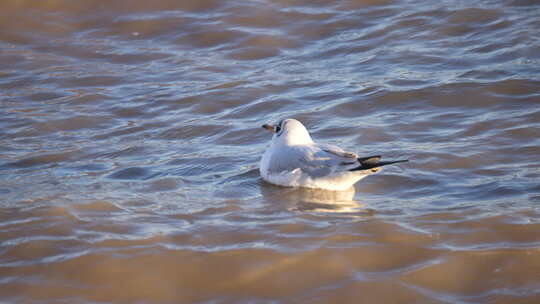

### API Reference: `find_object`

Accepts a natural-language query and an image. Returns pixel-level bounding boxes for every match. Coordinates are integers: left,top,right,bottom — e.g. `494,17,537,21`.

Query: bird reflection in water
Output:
260,183,374,216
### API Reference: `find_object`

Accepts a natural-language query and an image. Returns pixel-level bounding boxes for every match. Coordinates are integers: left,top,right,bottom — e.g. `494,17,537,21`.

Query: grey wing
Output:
318,143,358,159
266,144,360,177
265,145,314,174
297,145,359,177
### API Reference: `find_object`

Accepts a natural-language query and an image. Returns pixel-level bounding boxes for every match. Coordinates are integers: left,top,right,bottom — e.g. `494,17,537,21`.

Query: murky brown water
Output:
1,0,540,303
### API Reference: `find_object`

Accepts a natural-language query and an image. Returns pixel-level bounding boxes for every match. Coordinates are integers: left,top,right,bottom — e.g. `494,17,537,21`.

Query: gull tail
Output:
350,155,408,171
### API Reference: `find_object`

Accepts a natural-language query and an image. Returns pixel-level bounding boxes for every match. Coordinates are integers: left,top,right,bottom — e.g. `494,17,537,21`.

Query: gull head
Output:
262,118,313,145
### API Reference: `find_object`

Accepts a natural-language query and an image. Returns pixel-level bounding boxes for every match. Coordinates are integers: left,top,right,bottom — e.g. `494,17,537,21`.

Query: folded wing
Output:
265,143,407,178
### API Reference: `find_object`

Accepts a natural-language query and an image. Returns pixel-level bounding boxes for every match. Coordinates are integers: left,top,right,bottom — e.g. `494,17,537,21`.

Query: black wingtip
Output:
357,155,381,164
350,158,408,171
377,159,409,167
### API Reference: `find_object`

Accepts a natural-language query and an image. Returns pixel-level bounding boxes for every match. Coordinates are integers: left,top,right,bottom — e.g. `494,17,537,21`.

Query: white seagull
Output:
260,118,408,191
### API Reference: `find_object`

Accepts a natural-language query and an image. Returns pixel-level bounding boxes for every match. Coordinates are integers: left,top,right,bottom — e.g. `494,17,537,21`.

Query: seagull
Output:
260,118,408,191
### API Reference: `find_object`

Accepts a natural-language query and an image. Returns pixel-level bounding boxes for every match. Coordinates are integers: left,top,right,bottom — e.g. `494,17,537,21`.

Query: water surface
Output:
1,0,540,303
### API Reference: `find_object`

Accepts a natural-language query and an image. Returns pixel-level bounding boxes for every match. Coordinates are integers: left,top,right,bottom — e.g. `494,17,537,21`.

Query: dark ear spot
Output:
276,120,284,136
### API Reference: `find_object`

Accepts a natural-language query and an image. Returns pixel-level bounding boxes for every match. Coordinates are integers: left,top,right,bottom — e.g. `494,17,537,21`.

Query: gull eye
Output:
275,125,281,133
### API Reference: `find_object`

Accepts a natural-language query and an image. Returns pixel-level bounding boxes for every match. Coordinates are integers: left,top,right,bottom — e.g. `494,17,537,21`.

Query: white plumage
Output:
260,119,407,191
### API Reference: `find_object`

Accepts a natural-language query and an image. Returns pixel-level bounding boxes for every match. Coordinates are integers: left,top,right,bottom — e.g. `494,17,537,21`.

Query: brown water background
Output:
1,0,540,303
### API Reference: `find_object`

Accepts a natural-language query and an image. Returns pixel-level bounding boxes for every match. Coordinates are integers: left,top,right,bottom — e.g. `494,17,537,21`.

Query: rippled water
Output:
1,0,540,302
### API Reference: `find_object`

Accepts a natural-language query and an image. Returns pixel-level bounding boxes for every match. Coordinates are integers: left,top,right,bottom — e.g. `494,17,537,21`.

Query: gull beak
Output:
262,124,276,133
